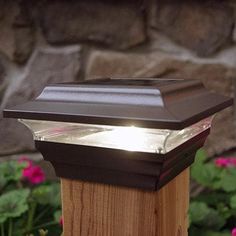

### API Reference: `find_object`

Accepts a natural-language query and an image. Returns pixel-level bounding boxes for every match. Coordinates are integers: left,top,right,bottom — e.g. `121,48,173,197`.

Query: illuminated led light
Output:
19,117,212,154
3,79,231,190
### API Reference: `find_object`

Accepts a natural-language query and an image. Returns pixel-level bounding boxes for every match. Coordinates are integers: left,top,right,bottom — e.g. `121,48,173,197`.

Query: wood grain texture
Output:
61,168,189,236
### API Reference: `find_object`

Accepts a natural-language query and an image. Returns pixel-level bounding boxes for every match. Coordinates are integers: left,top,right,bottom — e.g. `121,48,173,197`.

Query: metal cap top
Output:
3,78,233,130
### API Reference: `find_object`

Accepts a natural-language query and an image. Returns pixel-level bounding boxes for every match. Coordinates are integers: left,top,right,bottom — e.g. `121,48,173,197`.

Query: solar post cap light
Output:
3,79,233,190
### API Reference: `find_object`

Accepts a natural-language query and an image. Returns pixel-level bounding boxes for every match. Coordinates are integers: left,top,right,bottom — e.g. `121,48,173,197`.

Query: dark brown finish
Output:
3,78,233,190
3,78,233,130
36,129,209,190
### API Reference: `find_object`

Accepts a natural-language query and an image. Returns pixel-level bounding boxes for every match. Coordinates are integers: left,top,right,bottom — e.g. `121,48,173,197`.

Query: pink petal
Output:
214,158,230,168
229,158,236,166
231,227,236,236
23,165,45,185
59,216,63,226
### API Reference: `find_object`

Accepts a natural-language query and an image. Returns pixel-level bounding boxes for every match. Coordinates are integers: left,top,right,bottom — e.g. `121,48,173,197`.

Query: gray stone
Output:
233,24,236,42
0,61,6,103
0,0,5,20
86,50,235,156
151,2,234,57
0,45,81,155
0,60,5,83
0,152,43,163
13,3,33,28
0,1,18,60
7,46,81,107
0,119,35,156
13,3,35,64
205,107,235,157
13,27,35,64
39,0,146,50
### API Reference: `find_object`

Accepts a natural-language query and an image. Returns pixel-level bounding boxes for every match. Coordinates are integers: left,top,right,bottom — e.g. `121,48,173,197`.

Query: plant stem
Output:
8,219,12,236
30,221,58,231
26,201,37,232
17,181,23,189
34,206,51,224
1,223,5,236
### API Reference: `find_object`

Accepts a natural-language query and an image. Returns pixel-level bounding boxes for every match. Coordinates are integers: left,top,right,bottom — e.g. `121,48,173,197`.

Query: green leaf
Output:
220,169,236,192
0,172,7,191
195,149,207,164
189,201,226,230
189,202,210,223
32,183,61,207
0,189,30,223
216,202,231,219
0,161,27,182
191,149,223,188
189,226,230,236
54,210,62,222
193,193,230,206
230,195,236,209
203,208,226,230
0,215,7,224
227,168,236,176
191,162,221,188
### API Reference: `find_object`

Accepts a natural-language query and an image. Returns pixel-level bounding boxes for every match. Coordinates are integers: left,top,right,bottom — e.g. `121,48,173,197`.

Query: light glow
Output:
19,118,212,154
78,126,165,152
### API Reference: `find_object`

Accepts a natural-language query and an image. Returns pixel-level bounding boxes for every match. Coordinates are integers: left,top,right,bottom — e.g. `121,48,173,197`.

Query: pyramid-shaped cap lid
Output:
3,78,233,130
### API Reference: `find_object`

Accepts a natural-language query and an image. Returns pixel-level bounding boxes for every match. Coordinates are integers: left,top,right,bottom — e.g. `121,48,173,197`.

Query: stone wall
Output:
0,0,235,157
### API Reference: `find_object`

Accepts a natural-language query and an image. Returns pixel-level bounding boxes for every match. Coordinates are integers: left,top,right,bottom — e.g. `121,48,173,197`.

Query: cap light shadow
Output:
3,78,233,190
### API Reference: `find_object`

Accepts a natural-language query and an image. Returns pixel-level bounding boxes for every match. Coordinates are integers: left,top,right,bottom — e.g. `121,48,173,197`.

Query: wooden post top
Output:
61,168,189,236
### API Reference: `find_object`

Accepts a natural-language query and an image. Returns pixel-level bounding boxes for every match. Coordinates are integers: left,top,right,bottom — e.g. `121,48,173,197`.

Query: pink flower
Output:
19,156,45,184
214,158,230,168
231,227,236,236
23,165,45,185
228,158,236,167
59,216,63,227
215,157,236,168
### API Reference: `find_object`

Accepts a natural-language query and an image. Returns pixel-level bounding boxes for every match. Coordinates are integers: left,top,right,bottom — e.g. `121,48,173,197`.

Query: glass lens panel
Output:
19,118,212,154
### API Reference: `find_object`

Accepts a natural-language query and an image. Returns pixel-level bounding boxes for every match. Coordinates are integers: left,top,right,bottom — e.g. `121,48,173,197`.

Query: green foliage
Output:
189,201,210,223
189,226,230,236
191,150,221,188
0,172,7,192
0,158,62,236
54,210,62,223
190,149,236,235
220,175,236,192
0,189,30,224
32,183,61,207
189,201,225,230
0,161,27,182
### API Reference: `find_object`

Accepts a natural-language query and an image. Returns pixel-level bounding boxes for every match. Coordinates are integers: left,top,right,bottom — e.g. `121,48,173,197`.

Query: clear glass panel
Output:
19,117,212,154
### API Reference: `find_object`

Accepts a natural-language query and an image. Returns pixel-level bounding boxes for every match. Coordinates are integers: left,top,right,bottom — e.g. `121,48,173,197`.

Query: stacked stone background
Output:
0,0,235,160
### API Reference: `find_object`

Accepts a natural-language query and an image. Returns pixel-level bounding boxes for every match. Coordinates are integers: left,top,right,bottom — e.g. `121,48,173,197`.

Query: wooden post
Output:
61,168,189,236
